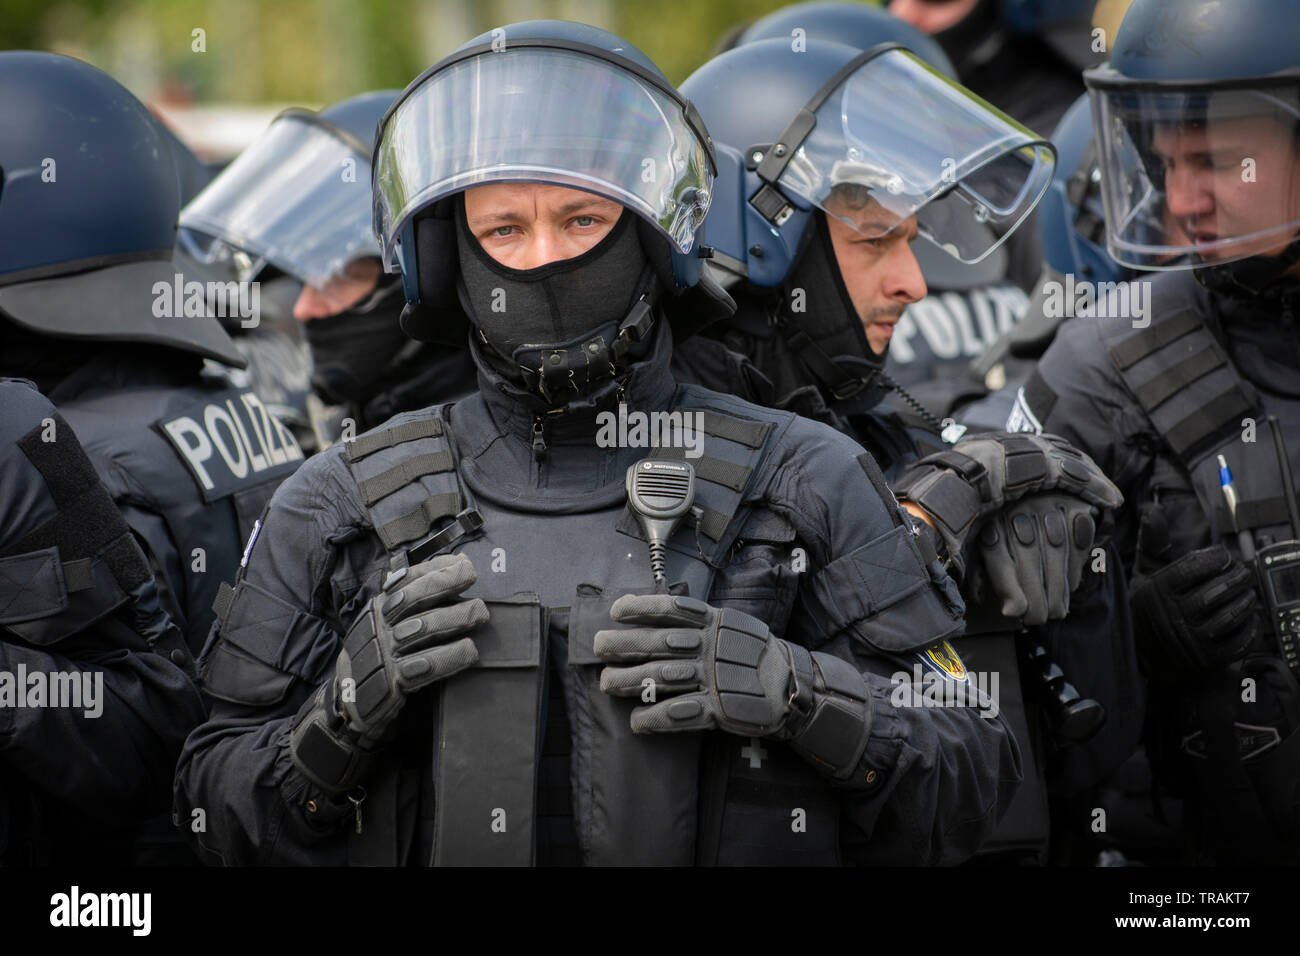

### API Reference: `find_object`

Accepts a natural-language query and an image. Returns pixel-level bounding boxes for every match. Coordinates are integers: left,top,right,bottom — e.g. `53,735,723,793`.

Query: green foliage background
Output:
0,0,880,104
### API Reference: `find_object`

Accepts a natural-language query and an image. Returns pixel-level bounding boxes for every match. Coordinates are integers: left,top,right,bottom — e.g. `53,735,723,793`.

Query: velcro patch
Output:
156,390,303,502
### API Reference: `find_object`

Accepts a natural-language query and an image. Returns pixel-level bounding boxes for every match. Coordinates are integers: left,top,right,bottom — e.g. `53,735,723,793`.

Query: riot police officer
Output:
678,27,1140,862
1009,0,1300,863
719,3,1036,415
173,20,1051,866
0,378,204,865
0,52,304,654
179,91,477,444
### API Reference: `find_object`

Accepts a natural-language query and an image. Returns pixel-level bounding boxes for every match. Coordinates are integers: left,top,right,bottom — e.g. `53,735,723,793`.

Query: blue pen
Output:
1218,454,1255,561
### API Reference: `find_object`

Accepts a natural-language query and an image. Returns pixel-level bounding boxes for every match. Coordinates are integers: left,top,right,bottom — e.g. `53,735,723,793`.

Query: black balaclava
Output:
300,272,410,406
454,198,658,404
778,211,890,413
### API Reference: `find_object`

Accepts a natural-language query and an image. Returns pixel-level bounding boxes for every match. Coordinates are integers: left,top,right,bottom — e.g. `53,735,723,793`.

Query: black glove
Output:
966,493,1101,625
594,594,873,780
894,434,1118,606
1131,544,1258,677
289,553,487,793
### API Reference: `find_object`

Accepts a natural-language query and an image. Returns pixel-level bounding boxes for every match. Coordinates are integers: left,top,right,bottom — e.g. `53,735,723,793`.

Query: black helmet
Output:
373,20,724,348
0,51,244,366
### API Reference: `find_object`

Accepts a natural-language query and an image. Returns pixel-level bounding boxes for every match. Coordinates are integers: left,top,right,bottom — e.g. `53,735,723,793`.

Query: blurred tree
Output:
2,0,850,103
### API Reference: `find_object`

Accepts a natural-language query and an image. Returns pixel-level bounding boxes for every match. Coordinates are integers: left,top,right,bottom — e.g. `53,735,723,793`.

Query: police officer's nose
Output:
1165,164,1216,222
885,242,927,305
293,285,335,321
515,227,568,271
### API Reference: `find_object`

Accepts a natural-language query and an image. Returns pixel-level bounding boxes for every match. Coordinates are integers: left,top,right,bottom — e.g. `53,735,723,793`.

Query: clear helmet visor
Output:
1086,76,1300,271
372,45,714,268
775,47,1056,263
178,112,377,290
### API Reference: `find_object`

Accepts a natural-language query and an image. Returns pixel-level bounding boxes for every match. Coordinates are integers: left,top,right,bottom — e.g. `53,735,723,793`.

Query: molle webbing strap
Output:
652,447,751,492
343,418,443,463
1107,309,1200,370
1132,345,1226,410
342,411,475,556
1214,492,1300,536
697,411,772,449
1163,388,1254,459
376,493,463,550
643,409,775,544
355,451,455,506
1106,309,1255,460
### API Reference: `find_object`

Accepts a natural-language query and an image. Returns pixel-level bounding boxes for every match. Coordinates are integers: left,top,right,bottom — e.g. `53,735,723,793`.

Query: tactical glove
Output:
289,553,487,793
966,493,1101,625
1131,544,1258,677
892,432,1121,613
595,594,873,780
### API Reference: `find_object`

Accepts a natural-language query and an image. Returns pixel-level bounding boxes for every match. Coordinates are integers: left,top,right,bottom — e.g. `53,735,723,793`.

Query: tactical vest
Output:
332,390,848,866
57,381,303,653
1099,278,1300,842
1098,280,1300,604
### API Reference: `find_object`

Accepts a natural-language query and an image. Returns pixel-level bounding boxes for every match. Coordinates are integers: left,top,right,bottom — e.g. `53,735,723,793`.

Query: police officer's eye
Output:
492,226,515,238
573,216,596,228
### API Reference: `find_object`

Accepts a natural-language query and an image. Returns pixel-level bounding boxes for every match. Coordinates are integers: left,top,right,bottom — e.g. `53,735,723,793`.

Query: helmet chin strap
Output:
1196,233,1300,299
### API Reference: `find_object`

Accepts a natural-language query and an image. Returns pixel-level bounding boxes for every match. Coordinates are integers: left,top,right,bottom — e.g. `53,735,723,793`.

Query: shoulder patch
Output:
916,640,970,684
155,390,304,502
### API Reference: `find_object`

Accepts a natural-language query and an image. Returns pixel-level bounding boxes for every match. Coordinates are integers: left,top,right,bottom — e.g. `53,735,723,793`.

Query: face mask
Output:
785,211,889,366
300,278,409,405
455,200,657,401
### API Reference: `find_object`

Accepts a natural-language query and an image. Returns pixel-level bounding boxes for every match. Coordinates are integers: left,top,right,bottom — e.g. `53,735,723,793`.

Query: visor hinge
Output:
750,183,794,227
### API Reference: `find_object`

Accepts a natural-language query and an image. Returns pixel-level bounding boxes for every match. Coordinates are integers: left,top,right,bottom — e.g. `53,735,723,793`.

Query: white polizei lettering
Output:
203,403,250,479
910,299,961,358
989,285,1030,333
271,408,304,462
161,416,215,490
243,393,286,466
239,394,276,469
969,291,998,351
943,292,984,356
226,398,269,472
889,310,918,363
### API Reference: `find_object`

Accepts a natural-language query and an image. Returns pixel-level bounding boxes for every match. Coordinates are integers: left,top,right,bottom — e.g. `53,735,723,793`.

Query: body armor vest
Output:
330,389,846,865
1099,274,1300,849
